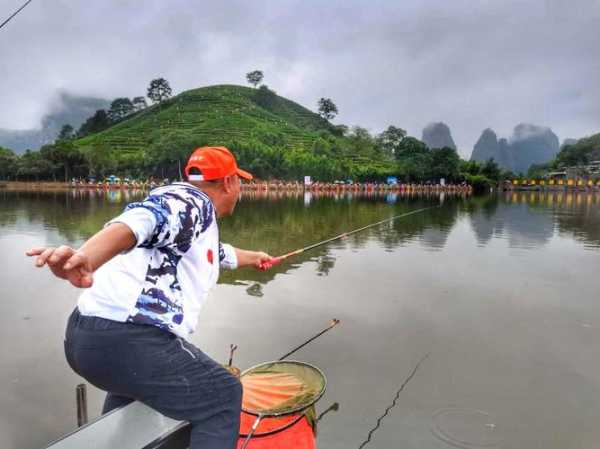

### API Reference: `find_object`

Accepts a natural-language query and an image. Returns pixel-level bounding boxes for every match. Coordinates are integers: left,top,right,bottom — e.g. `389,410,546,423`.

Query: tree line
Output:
0,124,508,190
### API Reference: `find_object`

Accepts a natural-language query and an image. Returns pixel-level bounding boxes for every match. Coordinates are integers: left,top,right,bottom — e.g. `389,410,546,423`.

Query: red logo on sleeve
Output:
207,249,214,264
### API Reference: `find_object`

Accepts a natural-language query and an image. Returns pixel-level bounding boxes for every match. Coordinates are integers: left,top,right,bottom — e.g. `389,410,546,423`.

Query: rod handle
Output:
259,256,283,271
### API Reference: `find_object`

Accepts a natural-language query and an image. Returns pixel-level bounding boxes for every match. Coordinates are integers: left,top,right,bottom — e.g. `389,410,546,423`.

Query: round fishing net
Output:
240,361,326,417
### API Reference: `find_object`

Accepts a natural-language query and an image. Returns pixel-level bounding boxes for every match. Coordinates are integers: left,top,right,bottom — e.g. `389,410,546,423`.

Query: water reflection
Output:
2,189,600,449
2,190,599,290
468,192,600,249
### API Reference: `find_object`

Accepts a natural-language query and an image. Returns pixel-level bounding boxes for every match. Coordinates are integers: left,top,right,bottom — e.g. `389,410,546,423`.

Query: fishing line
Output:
357,353,430,449
0,0,33,31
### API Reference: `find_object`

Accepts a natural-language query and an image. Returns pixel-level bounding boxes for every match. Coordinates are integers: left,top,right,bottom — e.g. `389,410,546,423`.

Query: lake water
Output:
1,188,599,449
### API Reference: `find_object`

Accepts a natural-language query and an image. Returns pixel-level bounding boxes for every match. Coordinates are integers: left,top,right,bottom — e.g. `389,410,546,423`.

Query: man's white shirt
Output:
78,182,237,338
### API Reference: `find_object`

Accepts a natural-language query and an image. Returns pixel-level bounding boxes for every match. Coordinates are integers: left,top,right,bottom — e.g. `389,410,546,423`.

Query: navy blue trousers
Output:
64,309,242,449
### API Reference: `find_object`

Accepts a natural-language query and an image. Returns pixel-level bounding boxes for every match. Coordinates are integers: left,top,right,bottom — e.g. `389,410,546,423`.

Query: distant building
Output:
547,161,600,182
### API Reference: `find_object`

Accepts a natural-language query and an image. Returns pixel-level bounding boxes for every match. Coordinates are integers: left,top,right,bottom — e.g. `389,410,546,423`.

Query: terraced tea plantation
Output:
75,85,334,159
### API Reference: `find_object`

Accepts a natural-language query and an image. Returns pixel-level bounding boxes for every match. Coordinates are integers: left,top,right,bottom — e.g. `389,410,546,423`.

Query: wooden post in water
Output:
76,384,88,427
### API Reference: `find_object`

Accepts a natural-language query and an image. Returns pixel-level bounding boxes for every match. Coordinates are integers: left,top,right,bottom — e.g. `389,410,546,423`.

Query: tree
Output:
246,70,264,88
376,125,407,157
254,85,276,109
147,78,172,104
481,158,501,181
58,124,74,140
108,98,134,122
0,147,17,180
430,147,460,181
86,142,116,178
147,131,203,180
394,136,428,160
317,98,338,120
347,126,376,157
39,141,87,181
394,137,430,181
77,109,111,137
459,159,481,176
16,150,56,181
132,96,148,111
331,124,348,137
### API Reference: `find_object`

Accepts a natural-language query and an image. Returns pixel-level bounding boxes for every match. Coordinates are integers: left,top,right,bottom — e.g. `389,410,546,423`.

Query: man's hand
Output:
234,248,274,270
250,251,273,270
26,246,94,288
26,222,136,289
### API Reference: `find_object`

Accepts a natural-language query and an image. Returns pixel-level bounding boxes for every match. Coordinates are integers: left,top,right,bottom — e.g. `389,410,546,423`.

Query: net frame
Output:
240,360,327,418
239,360,326,449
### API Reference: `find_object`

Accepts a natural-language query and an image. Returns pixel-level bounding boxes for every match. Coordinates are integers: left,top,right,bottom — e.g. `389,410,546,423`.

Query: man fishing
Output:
26,146,273,449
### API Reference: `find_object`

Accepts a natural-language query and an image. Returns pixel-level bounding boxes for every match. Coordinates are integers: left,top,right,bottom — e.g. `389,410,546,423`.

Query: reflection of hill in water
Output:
2,189,465,283
375,201,460,252
546,193,600,248
4,189,598,292
468,192,600,249
218,193,459,284
469,200,553,248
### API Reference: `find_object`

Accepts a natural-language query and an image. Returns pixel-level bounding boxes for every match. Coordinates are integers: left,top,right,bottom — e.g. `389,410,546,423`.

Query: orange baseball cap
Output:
184,146,253,181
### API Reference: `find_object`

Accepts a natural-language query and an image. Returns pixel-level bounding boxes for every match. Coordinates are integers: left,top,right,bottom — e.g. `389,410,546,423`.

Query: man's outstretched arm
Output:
26,223,136,288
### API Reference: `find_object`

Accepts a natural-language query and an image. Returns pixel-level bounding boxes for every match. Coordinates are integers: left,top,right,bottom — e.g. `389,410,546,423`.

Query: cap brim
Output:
236,168,253,180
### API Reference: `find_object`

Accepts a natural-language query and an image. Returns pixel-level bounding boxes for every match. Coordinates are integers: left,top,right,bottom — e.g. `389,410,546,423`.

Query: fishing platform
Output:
45,401,190,449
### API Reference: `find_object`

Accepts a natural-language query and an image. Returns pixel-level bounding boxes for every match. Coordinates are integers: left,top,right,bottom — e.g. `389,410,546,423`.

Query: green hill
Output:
74,84,380,180
77,85,334,151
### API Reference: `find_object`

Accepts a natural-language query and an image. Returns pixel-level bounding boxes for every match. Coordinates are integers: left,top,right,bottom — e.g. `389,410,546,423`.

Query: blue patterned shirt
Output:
77,182,237,337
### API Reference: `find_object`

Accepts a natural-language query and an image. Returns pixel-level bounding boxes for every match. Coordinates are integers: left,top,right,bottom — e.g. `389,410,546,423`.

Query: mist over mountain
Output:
510,124,560,173
422,122,456,150
561,138,578,148
0,91,109,153
470,124,560,173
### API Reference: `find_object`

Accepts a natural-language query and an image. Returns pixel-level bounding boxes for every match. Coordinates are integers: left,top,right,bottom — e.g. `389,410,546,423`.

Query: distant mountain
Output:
471,128,498,162
561,138,578,148
470,123,560,173
509,124,559,174
0,91,110,153
422,122,456,150
497,138,514,171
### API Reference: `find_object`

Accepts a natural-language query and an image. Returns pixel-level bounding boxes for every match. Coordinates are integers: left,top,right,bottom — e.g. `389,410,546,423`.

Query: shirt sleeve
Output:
112,191,213,254
105,207,157,250
219,242,238,270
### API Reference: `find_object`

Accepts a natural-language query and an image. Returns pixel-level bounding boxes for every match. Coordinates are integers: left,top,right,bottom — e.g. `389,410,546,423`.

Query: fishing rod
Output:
279,318,340,361
228,318,341,368
228,344,237,367
259,206,438,270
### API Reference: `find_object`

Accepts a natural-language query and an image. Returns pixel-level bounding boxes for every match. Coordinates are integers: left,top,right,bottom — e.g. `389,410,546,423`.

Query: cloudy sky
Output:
0,0,598,157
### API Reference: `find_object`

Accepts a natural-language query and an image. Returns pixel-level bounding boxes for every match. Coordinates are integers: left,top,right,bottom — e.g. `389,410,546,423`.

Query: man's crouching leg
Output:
64,312,242,449
142,337,243,449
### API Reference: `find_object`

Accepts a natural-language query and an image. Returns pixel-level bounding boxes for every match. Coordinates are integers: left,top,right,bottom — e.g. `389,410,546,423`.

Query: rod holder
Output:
76,383,88,427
